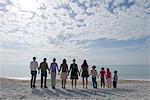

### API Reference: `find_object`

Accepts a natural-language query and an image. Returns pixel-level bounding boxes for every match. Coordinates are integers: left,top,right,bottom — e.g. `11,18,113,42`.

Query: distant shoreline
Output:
1,77,150,82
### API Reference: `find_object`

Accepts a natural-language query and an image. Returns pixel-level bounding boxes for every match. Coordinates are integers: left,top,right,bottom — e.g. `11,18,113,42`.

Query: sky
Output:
0,0,150,66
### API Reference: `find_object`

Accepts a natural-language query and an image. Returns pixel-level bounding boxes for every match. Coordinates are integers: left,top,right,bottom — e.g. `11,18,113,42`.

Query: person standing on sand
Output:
89,65,98,89
99,67,106,88
80,60,89,89
38,58,49,88
49,58,59,89
60,59,68,89
106,68,112,88
30,57,38,88
68,59,80,89
113,70,118,88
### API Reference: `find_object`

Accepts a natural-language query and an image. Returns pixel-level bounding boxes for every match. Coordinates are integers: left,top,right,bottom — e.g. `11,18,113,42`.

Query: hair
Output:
101,67,104,70
92,65,96,69
114,70,117,73
33,57,36,60
53,58,56,62
63,59,66,64
83,60,87,65
107,68,110,72
43,58,47,62
73,59,75,62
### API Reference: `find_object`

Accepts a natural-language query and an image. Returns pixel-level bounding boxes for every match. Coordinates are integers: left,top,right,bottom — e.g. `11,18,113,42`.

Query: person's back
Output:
61,64,68,72
91,69,97,78
113,71,118,88
106,71,111,79
100,70,105,78
30,61,38,71
40,62,48,72
50,62,58,73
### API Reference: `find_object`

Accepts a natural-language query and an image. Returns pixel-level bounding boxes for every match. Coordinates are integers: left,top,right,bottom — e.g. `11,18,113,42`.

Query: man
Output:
38,58,49,88
30,57,38,88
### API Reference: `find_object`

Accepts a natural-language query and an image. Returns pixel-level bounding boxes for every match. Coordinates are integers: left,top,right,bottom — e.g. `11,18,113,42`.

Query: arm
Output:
80,65,83,74
77,64,80,76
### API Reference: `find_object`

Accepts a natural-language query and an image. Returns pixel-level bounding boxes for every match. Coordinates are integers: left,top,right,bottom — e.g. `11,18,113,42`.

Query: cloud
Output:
0,0,149,65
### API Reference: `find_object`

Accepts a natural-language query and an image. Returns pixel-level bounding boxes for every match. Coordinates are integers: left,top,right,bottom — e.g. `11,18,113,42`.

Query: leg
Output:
75,79,77,88
92,77,94,88
62,80,63,88
101,78,102,88
86,77,88,88
44,76,47,88
72,79,73,88
82,77,84,88
31,75,33,88
33,72,37,87
41,75,43,88
64,80,66,89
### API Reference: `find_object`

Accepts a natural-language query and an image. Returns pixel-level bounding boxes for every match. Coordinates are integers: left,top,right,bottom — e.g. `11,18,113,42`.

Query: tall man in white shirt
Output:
30,57,38,88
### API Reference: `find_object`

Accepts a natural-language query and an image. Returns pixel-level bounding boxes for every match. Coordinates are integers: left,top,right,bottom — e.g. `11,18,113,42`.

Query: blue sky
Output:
0,0,150,65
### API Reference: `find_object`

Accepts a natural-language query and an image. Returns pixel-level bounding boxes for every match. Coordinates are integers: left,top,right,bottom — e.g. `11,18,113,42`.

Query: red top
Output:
100,70,105,78
106,71,111,78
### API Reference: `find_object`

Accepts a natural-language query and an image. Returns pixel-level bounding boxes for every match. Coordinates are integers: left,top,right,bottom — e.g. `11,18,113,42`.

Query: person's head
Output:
114,70,117,74
92,65,96,69
63,59,66,64
107,68,110,72
101,67,104,70
73,59,75,63
53,58,56,62
33,57,36,61
83,60,87,65
43,58,47,62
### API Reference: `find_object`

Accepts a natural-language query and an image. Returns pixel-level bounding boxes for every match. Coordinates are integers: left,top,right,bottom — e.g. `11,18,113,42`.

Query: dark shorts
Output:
31,71,37,76
41,72,47,77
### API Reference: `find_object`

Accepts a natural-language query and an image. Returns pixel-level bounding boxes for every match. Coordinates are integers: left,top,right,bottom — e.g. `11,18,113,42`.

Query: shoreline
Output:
0,77,150,82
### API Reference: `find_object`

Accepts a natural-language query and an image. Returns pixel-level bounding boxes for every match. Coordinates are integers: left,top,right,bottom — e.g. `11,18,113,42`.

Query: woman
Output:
68,59,80,89
80,60,89,88
60,59,68,89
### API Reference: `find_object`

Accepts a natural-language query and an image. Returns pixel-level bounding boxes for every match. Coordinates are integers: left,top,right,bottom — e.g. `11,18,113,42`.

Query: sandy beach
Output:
0,78,150,100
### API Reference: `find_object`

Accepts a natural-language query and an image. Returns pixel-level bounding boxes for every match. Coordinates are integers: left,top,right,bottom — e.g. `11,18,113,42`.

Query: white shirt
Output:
30,61,38,71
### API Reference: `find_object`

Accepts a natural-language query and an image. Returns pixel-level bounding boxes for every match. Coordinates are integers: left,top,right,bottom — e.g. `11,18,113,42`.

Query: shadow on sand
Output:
32,87,135,98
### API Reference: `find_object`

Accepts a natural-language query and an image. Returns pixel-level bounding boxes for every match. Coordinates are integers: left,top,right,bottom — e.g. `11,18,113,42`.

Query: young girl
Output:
99,67,105,88
106,68,112,88
60,59,68,89
90,65,97,88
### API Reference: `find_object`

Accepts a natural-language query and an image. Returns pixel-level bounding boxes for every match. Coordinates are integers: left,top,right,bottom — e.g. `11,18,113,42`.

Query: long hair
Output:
63,59,66,64
83,60,87,65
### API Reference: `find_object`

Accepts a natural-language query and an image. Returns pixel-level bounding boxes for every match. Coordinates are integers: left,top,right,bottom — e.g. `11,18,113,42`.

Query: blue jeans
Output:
92,77,97,88
31,71,37,88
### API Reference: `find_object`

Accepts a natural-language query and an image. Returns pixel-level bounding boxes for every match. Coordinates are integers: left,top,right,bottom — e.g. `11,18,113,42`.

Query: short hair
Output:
43,58,47,61
73,59,75,62
33,57,36,60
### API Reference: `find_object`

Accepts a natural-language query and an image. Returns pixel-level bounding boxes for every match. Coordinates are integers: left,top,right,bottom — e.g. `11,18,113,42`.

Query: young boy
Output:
90,65,97,88
113,70,118,88
100,67,105,88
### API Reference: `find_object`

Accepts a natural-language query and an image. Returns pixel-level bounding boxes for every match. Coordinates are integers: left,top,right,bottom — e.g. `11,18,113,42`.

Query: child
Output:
99,67,105,88
90,65,97,89
106,68,112,88
113,70,118,88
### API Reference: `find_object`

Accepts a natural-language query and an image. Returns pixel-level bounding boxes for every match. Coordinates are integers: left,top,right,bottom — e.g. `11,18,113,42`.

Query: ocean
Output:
0,64,150,81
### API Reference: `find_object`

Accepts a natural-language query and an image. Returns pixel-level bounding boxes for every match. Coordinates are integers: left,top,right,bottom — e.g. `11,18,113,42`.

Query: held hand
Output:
38,70,40,74
58,72,60,75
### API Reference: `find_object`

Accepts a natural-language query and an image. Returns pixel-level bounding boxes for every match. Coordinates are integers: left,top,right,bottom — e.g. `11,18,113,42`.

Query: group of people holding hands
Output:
30,57,118,89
